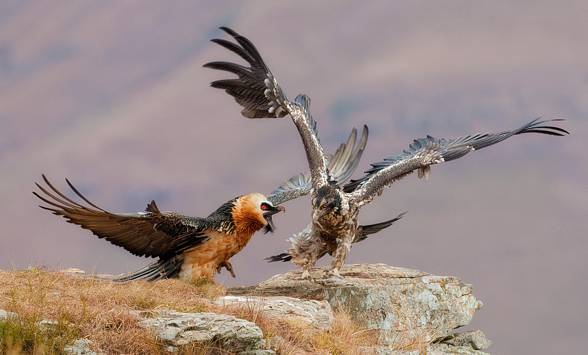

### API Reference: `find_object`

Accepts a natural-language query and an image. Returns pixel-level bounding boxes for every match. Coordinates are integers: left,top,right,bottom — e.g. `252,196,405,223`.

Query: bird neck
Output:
231,197,265,237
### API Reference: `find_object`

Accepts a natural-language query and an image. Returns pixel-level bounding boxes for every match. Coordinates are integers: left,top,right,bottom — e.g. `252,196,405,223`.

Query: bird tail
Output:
114,255,184,282
265,252,292,263
266,212,407,263
354,212,407,243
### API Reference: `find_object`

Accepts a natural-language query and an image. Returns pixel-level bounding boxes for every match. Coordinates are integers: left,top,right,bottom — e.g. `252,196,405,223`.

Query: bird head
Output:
233,193,285,234
314,186,343,212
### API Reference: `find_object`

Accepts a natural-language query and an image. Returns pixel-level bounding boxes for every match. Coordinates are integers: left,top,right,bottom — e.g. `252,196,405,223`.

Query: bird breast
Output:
312,198,358,237
181,230,253,276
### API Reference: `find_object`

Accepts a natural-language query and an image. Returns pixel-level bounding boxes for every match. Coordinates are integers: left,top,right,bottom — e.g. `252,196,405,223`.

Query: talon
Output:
328,268,342,279
300,270,311,280
219,261,236,278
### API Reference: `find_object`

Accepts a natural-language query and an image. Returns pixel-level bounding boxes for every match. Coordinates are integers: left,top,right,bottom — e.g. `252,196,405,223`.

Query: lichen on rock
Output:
229,263,487,351
138,310,268,353
215,295,334,329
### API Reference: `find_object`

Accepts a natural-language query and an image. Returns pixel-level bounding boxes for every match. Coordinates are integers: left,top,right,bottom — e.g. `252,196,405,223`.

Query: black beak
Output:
263,205,285,234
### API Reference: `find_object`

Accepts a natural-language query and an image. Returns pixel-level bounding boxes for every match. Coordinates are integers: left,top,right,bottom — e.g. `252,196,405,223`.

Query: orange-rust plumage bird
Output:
33,175,284,282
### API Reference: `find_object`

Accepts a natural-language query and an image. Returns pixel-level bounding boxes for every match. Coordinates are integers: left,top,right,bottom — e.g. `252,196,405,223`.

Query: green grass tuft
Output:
0,316,80,355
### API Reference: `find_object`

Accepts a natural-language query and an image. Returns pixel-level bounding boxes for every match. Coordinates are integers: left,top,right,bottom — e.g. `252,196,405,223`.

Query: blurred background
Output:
1,1,586,353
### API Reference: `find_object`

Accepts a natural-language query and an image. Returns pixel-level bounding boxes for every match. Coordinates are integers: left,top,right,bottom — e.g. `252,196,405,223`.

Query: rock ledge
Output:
230,263,486,350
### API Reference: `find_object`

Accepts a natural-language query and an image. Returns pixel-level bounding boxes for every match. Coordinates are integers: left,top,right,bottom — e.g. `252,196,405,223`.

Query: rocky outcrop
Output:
3,264,489,354
230,264,488,352
436,330,491,351
215,295,333,330
138,310,272,353
358,330,492,354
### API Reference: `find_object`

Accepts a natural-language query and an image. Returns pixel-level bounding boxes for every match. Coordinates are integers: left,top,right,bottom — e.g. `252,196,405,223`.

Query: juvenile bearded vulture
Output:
205,27,569,278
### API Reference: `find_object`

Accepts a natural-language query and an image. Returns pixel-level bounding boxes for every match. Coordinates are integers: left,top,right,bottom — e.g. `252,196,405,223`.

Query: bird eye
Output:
260,202,270,211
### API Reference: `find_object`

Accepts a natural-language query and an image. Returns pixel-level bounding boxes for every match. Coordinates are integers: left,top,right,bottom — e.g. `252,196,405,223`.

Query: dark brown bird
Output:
33,175,283,282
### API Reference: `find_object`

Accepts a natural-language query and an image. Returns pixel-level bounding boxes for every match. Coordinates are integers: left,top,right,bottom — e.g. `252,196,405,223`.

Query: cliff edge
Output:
0,264,490,354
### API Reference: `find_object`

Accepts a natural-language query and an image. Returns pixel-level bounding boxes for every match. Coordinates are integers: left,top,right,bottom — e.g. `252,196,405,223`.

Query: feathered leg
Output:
289,228,324,279
217,261,236,278
329,231,354,277
300,253,320,279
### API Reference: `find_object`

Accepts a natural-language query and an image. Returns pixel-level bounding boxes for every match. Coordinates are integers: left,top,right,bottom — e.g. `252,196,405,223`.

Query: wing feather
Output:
204,27,288,119
267,125,369,205
34,175,208,258
206,27,329,188
345,118,569,204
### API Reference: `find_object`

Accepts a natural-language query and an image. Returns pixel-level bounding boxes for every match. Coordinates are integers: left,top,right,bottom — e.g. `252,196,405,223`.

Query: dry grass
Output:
0,268,220,354
216,303,378,354
0,268,378,354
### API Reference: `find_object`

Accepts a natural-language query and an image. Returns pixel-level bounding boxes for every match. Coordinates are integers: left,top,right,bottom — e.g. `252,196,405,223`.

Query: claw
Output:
328,268,343,279
218,261,236,278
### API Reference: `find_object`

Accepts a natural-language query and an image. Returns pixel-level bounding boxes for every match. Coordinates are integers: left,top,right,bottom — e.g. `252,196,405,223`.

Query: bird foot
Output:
327,268,343,279
300,269,313,280
217,261,236,278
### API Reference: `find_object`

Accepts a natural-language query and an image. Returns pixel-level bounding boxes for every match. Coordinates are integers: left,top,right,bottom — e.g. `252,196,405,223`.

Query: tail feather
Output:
114,256,184,282
265,252,292,263
354,212,407,243
266,212,406,263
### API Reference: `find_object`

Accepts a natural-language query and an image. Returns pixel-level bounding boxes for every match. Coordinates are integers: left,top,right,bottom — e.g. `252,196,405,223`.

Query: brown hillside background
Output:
0,1,586,354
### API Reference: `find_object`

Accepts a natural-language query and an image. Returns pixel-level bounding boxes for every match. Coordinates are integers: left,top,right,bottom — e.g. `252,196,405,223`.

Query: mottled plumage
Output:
206,27,569,278
344,118,569,205
206,28,405,276
34,175,283,281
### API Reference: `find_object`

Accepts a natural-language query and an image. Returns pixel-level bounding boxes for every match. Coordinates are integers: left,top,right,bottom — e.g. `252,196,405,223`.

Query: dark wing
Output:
33,175,208,258
345,118,569,204
267,125,368,205
205,27,329,188
204,26,289,119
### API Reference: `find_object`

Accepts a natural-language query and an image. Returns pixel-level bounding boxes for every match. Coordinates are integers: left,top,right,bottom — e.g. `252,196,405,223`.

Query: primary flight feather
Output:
205,27,569,278
34,175,284,281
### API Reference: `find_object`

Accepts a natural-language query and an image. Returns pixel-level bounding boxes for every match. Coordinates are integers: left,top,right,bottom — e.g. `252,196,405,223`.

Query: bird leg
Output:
329,232,353,277
291,230,324,280
300,256,318,280
217,261,236,278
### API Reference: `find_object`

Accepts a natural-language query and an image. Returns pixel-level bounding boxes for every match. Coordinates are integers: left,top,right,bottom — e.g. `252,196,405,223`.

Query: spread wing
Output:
204,26,290,119
205,26,329,188
33,175,208,258
344,118,569,205
268,125,368,205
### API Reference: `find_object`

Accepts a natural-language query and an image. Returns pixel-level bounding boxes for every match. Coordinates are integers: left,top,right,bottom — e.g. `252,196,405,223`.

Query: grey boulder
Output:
229,263,484,348
215,295,333,329
139,310,268,353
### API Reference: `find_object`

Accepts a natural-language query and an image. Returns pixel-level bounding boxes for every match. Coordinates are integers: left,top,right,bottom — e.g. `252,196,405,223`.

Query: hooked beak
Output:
263,205,285,234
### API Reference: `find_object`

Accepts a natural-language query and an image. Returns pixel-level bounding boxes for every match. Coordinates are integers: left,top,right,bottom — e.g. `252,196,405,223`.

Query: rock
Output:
37,319,59,329
437,330,492,351
64,339,101,355
215,295,333,329
139,310,267,353
60,268,86,275
358,343,489,355
229,264,484,348
0,309,18,320
428,343,489,354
